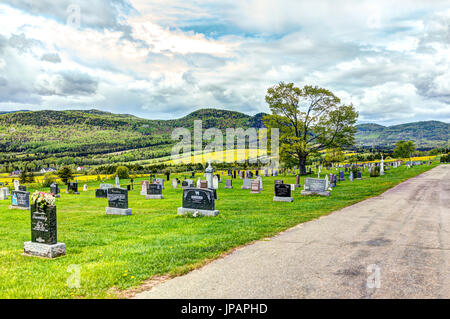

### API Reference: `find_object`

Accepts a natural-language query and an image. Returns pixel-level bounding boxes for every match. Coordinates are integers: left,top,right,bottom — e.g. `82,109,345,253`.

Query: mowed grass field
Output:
0,163,440,298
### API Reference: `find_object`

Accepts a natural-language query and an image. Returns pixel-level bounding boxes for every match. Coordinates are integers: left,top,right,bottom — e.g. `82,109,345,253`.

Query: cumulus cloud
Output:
0,1,449,124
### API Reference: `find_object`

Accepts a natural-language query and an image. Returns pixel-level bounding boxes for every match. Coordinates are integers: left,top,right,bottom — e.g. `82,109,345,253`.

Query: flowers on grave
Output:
31,191,56,209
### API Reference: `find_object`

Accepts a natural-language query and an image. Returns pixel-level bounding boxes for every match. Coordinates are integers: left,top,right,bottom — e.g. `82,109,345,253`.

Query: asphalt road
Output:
134,165,450,299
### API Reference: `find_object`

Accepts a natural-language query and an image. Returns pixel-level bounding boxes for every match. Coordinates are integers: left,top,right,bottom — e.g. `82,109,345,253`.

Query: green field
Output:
0,163,440,298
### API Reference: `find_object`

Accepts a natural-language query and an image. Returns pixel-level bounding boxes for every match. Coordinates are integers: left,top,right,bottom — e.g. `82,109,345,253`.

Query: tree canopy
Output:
263,82,358,174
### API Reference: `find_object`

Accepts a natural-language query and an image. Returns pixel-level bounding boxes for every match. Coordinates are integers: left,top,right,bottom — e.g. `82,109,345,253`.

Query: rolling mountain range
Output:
0,108,448,169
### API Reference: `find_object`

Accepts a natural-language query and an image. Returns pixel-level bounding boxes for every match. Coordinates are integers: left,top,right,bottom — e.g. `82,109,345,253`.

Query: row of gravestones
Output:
17,161,409,259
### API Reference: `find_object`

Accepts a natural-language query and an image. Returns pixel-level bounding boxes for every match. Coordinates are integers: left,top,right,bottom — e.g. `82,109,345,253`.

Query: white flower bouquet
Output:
31,191,56,209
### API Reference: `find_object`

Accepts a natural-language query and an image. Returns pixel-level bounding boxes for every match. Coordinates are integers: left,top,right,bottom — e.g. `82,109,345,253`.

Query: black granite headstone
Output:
182,188,215,210
50,183,60,195
68,182,78,193
95,189,108,198
275,184,291,197
31,204,57,245
147,184,162,195
107,188,128,209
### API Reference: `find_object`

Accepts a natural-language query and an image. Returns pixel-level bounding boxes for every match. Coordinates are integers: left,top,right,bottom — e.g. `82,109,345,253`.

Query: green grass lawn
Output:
0,163,440,298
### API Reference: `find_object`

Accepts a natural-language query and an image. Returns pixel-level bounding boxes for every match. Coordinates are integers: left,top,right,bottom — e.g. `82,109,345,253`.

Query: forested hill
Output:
0,109,264,169
356,121,449,148
0,109,448,171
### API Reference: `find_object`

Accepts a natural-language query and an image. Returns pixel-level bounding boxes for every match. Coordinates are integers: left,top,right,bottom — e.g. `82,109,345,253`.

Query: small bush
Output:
42,173,56,188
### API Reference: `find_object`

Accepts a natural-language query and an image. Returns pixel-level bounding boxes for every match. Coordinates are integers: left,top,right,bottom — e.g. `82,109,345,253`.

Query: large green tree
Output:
264,83,358,174
57,166,74,185
393,140,415,159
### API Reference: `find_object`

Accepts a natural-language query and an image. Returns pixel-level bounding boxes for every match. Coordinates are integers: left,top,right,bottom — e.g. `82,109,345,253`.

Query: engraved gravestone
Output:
301,178,330,196
225,179,233,189
146,183,164,199
106,188,131,215
273,183,293,202
24,199,66,259
177,188,219,216
250,180,260,194
31,205,57,245
172,178,178,189
357,171,362,180
10,190,30,209
14,180,20,191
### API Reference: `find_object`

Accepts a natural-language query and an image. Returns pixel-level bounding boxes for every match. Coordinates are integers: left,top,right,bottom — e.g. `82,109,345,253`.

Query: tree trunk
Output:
299,153,307,175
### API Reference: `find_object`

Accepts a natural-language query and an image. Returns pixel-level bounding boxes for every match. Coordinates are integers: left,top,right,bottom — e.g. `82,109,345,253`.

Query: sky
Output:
0,0,450,125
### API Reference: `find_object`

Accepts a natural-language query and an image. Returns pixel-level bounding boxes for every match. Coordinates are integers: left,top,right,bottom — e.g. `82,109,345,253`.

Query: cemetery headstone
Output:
301,178,330,196
339,171,345,182
357,171,362,180
225,179,233,189
50,183,60,198
177,188,219,217
200,180,208,189
10,190,30,210
146,183,164,199
140,180,149,195
172,178,178,189
67,182,79,194
106,188,131,215
349,171,354,182
241,178,252,190
14,180,20,191
83,184,88,191
24,194,66,258
274,180,284,185
212,175,219,190
96,183,113,198
115,176,120,187
19,185,27,192
273,184,293,202
153,178,165,189
0,187,9,200
250,180,261,194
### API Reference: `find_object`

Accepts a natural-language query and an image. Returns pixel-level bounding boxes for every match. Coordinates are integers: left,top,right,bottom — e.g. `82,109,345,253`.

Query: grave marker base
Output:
250,190,261,194
241,186,251,190
300,190,330,196
145,194,164,199
105,207,132,215
23,241,66,259
273,196,293,202
177,207,219,217
225,186,233,189
9,205,30,210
